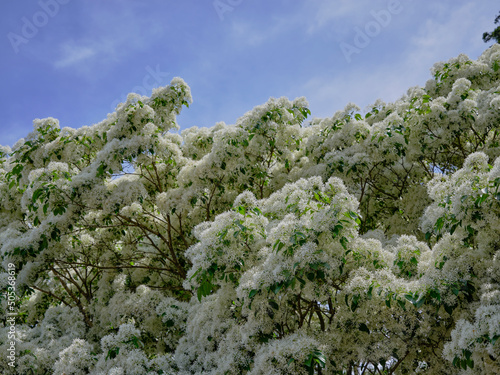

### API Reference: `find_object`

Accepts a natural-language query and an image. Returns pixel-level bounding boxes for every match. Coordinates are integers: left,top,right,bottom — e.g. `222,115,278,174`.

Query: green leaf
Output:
351,294,360,312
304,356,312,367
461,359,467,370
415,297,425,309
464,349,472,361
429,289,441,302
189,268,201,281
444,304,454,315
340,236,348,250
96,162,107,177
268,299,279,310
359,323,370,333
367,284,375,300
379,358,386,369
314,352,326,367
467,359,474,369
197,287,203,302
32,188,44,202
404,294,415,304
397,299,406,310
273,240,285,253
271,283,283,295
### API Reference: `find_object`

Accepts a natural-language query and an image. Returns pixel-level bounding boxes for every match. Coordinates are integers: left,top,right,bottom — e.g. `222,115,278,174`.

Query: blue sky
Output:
0,0,498,147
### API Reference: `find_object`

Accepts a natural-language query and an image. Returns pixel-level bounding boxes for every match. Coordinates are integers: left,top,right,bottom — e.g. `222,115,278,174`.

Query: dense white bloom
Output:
249,332,321,375
2,46,500,374
53,339,94,375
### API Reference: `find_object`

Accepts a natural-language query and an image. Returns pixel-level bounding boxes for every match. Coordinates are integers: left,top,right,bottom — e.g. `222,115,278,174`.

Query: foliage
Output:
1,46,500,374
483,11,500,44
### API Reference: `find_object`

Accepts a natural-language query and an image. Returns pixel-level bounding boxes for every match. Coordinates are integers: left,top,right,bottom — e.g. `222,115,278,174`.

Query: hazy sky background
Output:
0,0,498,146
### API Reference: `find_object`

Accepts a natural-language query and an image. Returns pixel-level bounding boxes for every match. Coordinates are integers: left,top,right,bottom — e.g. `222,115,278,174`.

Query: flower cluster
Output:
1,46,500,374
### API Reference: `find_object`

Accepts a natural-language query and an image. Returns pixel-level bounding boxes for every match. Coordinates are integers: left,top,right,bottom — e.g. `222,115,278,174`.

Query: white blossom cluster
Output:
1,47,500,373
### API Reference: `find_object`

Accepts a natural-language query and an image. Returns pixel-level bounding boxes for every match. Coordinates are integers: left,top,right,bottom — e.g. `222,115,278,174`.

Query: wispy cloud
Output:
54,43,97,68
46,3,167,73
228,12,302,48
230,21,269,47
1,0,497,148
407,2,490,64
305,0,379,36
299,1,495,120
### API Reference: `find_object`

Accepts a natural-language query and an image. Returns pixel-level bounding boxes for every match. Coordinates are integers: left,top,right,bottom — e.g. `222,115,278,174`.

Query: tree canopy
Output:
483,11,500,44
1,45,500,374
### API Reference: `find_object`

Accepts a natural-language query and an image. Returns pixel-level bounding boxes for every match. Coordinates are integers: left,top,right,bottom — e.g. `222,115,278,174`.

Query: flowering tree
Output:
1,45,500,374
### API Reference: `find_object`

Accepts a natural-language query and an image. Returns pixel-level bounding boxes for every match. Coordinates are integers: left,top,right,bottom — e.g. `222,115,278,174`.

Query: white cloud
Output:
54,43,97,68
300,1,496,119
228,12,303,48
47,3,167,72
305,0,388,36
230,21,269,47
407,2,491,65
